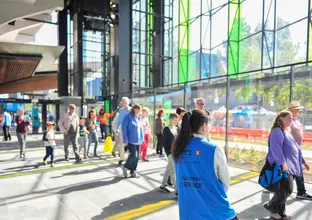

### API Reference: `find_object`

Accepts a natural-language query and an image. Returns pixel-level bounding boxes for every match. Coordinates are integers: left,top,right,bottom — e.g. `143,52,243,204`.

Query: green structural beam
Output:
178,0,190,83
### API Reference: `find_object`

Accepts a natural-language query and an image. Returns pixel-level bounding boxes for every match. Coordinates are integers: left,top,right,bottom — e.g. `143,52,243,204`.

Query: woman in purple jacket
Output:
264,110,304,220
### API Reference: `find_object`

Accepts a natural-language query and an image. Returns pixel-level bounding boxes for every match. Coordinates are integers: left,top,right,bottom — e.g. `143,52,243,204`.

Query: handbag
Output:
258,128,289,192
103,136,114,153
258,161,288,192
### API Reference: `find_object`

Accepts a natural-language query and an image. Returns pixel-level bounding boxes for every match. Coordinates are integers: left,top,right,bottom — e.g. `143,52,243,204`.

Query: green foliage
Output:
234,17,309,110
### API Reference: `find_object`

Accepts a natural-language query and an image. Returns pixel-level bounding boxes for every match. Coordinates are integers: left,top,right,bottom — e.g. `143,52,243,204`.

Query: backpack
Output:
42,131,48,141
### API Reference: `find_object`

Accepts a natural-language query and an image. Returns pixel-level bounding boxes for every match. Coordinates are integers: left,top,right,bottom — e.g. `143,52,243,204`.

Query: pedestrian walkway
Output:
0,142,311,219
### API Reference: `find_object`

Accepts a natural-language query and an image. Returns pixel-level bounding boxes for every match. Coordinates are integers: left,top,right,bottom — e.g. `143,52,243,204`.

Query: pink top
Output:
141,117,151,135
290,118,304,146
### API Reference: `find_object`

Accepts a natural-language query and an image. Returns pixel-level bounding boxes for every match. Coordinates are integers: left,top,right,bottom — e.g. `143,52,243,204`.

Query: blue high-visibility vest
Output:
175,137,236,220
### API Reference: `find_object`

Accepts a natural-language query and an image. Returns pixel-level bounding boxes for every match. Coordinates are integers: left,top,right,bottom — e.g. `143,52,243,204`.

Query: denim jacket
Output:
122,112,144,145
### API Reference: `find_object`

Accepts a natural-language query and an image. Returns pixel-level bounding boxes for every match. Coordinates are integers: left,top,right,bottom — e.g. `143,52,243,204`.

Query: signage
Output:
4,103,24,112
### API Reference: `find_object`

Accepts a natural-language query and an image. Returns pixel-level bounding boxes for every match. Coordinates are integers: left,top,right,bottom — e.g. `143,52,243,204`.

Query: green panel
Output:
104,100,110,113
178,0,190,83
228,2,240,77
188,52,197,81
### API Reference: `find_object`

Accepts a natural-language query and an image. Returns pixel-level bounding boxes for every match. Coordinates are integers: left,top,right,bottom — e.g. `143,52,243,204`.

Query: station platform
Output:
0,137,311,220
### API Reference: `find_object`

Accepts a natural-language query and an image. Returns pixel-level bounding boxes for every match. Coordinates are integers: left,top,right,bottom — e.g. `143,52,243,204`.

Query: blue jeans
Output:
87,131,98,155
43,146,54,162
124,143,140,173
100,124,108,139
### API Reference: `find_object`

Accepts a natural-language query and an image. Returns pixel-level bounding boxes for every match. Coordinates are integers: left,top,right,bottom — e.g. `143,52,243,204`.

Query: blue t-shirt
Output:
175,137,236,220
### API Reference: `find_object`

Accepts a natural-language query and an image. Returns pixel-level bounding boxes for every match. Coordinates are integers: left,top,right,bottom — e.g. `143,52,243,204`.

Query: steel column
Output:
58,9,69,97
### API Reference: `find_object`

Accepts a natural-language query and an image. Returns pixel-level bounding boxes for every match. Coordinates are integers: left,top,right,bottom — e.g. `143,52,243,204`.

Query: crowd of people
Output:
2,96,312,219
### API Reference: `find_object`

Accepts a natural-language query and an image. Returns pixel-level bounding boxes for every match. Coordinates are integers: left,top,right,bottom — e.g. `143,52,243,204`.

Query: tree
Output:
235,17,308,111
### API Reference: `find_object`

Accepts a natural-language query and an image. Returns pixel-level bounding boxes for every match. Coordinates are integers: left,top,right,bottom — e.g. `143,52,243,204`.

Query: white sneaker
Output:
122,167,128,177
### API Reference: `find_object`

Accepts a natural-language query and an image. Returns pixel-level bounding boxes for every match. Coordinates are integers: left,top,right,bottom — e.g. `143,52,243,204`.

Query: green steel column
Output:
178,0,190,83
228,0,240,77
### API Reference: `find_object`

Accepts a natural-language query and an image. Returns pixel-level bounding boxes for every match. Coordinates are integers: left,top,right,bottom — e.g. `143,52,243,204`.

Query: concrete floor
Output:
0,136,311,220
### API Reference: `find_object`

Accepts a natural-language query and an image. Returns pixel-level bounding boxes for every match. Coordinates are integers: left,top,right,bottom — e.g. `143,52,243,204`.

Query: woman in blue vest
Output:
173,110,237,220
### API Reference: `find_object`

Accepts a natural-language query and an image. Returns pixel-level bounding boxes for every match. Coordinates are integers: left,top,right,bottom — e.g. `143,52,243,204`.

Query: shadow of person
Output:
50,163,118,178
236,190,271,220
58,176,124,194
92,188,177,220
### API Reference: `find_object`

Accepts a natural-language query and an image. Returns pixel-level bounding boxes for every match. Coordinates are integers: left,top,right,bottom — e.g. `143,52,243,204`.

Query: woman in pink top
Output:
140,107,151,161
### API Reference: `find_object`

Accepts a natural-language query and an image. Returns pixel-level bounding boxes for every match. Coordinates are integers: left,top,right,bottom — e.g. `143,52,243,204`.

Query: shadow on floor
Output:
58,176,125,194
50,163,119,178
236,190,271,220
91,188,177,220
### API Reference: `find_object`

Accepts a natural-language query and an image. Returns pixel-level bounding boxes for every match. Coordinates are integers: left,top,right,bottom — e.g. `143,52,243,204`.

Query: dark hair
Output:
173,110,209,161
169,113,179,119
80,116,86,120
99,108,104,115
157,109,165,118
176,107,186,115
131,104,142,114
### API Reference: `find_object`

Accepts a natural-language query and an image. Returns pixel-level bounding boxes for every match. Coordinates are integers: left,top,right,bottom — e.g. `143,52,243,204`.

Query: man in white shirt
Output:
58,104,81,162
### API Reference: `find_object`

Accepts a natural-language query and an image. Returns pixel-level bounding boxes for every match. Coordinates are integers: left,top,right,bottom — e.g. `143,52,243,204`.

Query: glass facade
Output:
131,0,312,181
67,13,104,98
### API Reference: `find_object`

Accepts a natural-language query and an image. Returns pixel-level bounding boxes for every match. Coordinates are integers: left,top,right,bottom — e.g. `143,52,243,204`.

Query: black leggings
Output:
156,134,163,154
267,175,294,215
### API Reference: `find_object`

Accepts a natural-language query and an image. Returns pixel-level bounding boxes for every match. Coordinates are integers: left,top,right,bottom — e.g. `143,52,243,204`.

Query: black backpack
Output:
42,131,48,141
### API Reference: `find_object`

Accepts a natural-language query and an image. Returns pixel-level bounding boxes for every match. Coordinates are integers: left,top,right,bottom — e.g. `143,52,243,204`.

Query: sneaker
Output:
160,154,165,158
112,151,116,157
75,157,82,163
270,213,282,220
143,158,149,162
65,157,70,161
118,160,123,166
160,185,171,193
51,163,55,167
296,193,312,200
175,191,178,197
94,153,98,157
130,172,140,178
43,160,47,165
122,167,128,177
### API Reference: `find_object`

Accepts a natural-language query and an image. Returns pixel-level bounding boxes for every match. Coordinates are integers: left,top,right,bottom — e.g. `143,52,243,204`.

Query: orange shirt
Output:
98,112,115,125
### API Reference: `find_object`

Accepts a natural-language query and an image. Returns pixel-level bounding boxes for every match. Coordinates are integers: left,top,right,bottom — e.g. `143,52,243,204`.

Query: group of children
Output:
41,116,93,167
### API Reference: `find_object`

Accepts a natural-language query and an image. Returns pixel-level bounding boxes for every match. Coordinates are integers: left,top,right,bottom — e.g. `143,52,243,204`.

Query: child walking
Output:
159,113,179,195
79,117,89,159
140,107,151,162
43,121,56,167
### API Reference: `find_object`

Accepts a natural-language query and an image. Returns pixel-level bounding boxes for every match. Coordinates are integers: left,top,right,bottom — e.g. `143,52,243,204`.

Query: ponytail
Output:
173,110,209,161
173,112,192,161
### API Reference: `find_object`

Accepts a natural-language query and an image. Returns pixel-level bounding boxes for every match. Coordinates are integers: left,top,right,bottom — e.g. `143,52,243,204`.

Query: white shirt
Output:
44,130,56,147
192,134,230,192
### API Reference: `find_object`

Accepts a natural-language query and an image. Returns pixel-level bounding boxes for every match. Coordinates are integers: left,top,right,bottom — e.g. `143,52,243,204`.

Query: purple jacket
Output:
267,127,303,176
16,115,30,133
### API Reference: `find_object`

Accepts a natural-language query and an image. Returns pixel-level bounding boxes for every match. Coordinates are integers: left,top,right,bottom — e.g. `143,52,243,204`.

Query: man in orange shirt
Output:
98,108,115,141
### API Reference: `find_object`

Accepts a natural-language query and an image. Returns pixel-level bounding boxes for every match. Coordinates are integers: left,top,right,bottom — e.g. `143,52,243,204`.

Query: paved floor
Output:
0,137,312,220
